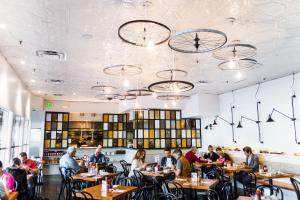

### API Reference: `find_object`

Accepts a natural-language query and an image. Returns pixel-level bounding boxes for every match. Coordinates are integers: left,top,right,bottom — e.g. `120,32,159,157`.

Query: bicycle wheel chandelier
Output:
149,70,194,93
168,28,227,53
90,85,118,94
127,89,153,96
213,43,257,60
157,94,189,101
156,69,187,79
118,20,171,47
218,58,258,71
103,64,142,76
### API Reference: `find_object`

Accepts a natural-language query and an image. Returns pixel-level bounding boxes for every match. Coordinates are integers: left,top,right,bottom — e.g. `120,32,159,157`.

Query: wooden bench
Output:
257,179,295,191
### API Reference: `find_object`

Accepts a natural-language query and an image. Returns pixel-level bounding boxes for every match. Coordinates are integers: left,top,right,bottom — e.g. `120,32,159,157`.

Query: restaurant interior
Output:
0,0,300,200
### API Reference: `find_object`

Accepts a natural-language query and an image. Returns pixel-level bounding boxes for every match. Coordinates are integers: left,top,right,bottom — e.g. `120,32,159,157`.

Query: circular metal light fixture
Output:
127,89,153,96
213,43,257,60
157,94,189,101
156,69,187,79
148,80,194,93
118,20,171,47
117,94,137,101
90,85,118,94
218,58,258,71
168,28,227,53
95,94,121,101
103,64,142,76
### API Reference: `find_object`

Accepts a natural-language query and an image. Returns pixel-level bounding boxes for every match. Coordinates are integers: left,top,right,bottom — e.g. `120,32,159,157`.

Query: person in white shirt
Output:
128,149,147,177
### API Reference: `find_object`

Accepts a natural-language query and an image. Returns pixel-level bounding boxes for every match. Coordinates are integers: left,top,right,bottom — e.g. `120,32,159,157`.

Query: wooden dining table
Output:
82,185,138,200
255,172,294,185
237,196,251,200
173,177,219,190
8,191,19,200
222,166,253,198
141,170,174,178
72,172,119,182
193,161,223,168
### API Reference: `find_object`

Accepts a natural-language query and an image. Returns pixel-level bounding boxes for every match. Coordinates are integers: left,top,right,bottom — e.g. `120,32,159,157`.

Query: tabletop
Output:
8,192,19,200
141,170,174,177
193,162,223,168
82,185,138,200
255,172,294,180
237,196,251,200
72,172,119,182
222,166,253,173
173,178,219,190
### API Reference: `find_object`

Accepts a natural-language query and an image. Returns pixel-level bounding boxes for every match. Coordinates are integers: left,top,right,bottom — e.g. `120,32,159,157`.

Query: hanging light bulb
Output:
172,100,177,106
236,71,243,79
228,59,236,69
152,92,157,97
123,78,129,88
146,40,154,50
164,103,168,108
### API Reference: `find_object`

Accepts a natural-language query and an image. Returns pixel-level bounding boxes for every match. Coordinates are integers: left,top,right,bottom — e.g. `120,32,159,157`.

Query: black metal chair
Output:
165,180,184,200
257,184,283,200
132,186,154,200
242,172,257,196
120,160,131,177
116,177,134,200
133,170,145,188
290,177,300,200
72,191,94,200
207,189,220,200
58,167,76,200
156,192,178,200
221,181,233,200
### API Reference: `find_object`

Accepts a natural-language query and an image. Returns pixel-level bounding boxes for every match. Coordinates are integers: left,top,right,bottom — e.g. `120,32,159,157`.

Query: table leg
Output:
233,172,238,198
269,179,273,195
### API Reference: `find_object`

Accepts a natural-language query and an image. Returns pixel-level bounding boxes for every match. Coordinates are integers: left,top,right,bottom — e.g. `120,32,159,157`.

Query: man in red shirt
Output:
185,146,207,164
19,152,38,175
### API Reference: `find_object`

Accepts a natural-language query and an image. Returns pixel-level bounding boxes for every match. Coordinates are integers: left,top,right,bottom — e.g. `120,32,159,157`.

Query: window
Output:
0,108,12,166
10,116,23,160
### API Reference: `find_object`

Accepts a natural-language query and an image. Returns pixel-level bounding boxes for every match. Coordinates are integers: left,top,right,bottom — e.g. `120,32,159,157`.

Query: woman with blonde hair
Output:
128,149,147,177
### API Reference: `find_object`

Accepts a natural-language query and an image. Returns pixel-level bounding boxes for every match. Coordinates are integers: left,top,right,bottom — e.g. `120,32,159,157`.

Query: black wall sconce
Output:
237,101,263,143
212,106,236,143
267,94,299,144
204,124,213,130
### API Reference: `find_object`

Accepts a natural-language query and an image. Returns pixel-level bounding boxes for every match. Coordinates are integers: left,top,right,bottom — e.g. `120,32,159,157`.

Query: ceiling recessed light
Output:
31,79,36,83
45,79,64,85
81,33,93,39
73,92,76,95
0,23,6,29
20,60,25,65
37,91,41,94
236,71,243,79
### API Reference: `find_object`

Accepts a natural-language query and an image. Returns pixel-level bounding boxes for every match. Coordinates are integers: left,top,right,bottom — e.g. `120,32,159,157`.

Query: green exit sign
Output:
45,101,54,109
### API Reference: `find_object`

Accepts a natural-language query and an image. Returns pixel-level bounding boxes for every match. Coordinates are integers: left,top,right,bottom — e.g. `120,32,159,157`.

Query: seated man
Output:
59,146,80,174
160,148,177,168
216,147,231,163
89,146,107,166
204,145,219,162
237,146,259,185
185,146,207,164
19,152,38,175
173,149,191,177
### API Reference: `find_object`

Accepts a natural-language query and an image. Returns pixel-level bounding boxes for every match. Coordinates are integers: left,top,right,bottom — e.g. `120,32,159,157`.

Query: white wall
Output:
202,73,300,154
0,54,31,119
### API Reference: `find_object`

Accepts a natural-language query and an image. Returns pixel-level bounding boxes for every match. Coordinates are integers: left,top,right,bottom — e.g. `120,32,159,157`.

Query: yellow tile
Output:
144,130,149,138
44,140,50,148
108,131,113,138
63,131,68,139
118,123,123,130
176,120,181,129
160,130,165,138
155,139,160,148
166,111,170,119
155,111,160,119
192,130,196,138
181,120,185,129
63,114,68,122
182,139,187,148
45,122,51,131
149,130,155,138
118,139,123,147
197,139,201,147
187,130,191,138
144,139,149,148
103,114,109,122
171,139,176,148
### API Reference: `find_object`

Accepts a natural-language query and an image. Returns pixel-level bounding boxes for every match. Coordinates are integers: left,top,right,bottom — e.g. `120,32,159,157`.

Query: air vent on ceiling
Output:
53,94,63,96
45,79,64,85
196,80,211,84
36,50,66,60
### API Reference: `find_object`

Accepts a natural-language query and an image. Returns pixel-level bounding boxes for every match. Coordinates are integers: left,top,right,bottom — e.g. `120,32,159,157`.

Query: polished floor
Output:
37,175,63,200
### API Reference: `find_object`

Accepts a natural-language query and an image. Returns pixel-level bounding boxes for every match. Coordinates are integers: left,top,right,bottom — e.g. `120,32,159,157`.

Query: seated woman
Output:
173,149,191,177
6,158,28,198
216,147,231,163
0,161,15,192
128,149,147,177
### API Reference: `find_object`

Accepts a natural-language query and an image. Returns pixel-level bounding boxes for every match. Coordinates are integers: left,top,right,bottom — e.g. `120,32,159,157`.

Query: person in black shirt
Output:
89,146,107,166
204,145,219,161
160,148,177,168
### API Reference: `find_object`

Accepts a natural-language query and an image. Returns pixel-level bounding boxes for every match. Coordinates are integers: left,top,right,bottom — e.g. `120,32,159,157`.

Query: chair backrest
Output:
132,186,154,200
120,160,131,177
133,170,144,188
70,178,88,193
290,177,300,200
207,189,220,200
165,180,184,198
257,184,284,200
72,191,94,200
221,181,233,200
153,176,169,194
156,193,178,200
120,160,128,166
118,177,134,186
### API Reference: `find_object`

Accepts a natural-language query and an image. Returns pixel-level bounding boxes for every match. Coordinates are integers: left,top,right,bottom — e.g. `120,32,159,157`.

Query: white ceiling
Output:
0,0,300,102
